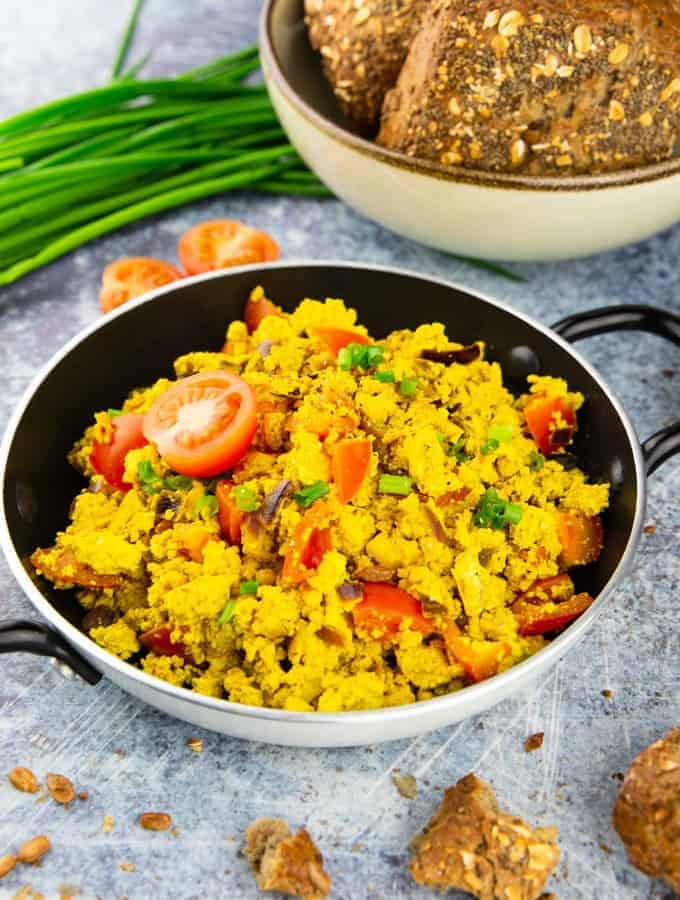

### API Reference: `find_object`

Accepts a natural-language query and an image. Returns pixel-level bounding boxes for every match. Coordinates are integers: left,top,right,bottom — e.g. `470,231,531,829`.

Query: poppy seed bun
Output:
305,0,430,132
377,0,680,174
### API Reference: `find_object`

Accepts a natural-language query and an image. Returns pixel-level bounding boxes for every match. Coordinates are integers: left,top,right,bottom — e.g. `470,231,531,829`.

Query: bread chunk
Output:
244,817,331,899
613,726,680,893
378,0,680,174
410,773,559,900
305,0,430,132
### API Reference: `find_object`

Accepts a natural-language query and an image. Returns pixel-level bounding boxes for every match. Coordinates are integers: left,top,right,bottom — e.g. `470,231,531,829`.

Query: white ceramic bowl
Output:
260,0,680,262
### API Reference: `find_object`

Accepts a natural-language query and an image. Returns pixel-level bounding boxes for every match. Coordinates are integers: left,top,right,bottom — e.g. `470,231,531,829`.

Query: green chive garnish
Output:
217,599,237,625
239,580,258,595
337,343,384,371
529,451,545,471
164,474,193,491
137,459,163,494
473,489,523,530
374,370,395,383
293,481,330,508
449,437,473,463
193,494,218,519
488,424,513,443
399,377,418,398
480,438,500,455
107,407,123,417
233,485,258,512
378,474,413,496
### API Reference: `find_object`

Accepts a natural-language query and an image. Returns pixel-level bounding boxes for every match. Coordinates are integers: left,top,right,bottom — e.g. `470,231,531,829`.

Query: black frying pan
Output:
1,263,678,745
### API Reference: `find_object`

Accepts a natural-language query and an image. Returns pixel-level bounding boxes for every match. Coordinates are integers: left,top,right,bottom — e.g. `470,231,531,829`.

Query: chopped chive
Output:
137,459,163,494
193,494,218,519
164,474,193,491
293,481,330,509
528,451,545,471
473,488,523,530
107,407,123,417
233,485,258,512
374,370,395,383
449,437,473,463
480,438,500,455
337,342,384,371
239,580,258,595
399,377,418,398
378,474,413,496
217,598,237,625
488,424,513,443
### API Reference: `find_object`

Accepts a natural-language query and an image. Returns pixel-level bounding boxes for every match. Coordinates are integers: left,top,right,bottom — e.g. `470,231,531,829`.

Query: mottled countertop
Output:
0,2,678,898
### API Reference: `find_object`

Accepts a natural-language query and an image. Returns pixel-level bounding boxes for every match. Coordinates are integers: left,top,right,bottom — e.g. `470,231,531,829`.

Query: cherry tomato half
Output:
178,219,280,276
216,480,246,545
243,292,284,334
99,258,182,313
352,583,433,639
525,396,576,455
90,413,148,490
143,371,257,478
309,326,370,356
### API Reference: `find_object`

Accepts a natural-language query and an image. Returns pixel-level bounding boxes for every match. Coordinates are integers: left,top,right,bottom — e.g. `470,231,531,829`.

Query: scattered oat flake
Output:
12,888,45,900
392,771,417,799
602,689,614,700
8,767,39,794
119,862,135,873
46,773,75,805
0,854,16,878
186,737,203,753
138,812,172,832
524,732,545,752
78,791,89,801
102,815,115,833
643,524,656,535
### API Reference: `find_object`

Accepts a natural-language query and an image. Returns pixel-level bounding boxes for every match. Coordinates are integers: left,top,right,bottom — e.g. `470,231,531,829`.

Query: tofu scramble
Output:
31,289,609,712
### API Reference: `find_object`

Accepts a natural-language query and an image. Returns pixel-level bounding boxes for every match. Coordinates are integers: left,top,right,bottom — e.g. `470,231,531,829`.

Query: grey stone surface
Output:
0,2,678,898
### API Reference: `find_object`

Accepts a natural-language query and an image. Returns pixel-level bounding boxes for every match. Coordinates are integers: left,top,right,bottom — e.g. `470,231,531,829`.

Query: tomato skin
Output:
216,480,245,545
90,413,148,491
557,510,604,567
331,439,371,503
283,503,332,583
178,219,280,276
139,625,190,662
99,258,182,313
525,396,576,455
513,592,594,636
243,293,284,334
352,583,433,638
142,371,257,478
309,326,371,356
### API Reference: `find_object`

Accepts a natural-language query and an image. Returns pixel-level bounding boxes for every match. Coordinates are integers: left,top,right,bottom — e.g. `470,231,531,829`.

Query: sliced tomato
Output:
99,257,182,313
90,413,148,491
139,625,190,662
309,326,371,356
143,371,257,478
216,480,245,545
525,396,577,455
331,439,371,503
282,502,332,584
243,291,285,334
513,592,594,636
444,629,511,683
557,510,604,567
178,219,280,276
352,583,433,639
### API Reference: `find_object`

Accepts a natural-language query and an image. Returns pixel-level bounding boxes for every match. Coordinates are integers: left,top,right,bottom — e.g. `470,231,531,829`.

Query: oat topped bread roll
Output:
305,0,431,132
377,0,680,174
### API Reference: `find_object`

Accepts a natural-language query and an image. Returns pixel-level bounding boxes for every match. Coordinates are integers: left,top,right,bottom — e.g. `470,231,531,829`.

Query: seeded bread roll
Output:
613,727,680,894
377,0,680,174
305,0,430,132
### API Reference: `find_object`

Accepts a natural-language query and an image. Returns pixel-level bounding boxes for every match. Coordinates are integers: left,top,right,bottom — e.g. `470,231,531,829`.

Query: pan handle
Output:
551,304,680,475
0,619,101,685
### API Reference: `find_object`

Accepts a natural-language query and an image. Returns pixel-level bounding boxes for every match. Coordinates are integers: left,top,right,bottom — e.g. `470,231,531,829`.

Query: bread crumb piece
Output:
524,732,545,752
410,773,559,899
392,772,418,799
643,524,656,535
119,862,135,873
601,689,614,700
102,815,114,834
244,818,331,899
186,737,203,753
